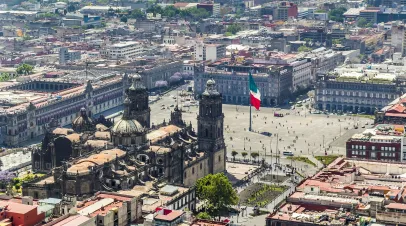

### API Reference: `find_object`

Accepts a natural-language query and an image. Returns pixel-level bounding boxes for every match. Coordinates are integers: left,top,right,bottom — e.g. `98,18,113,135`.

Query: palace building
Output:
0,70,128,147
23,76,226,205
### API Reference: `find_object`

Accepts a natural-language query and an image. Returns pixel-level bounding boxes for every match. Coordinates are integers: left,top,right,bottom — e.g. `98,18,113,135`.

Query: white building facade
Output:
106,42,143,60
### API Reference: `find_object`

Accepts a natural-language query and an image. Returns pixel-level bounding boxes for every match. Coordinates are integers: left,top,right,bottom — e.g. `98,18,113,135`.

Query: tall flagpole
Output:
249,70,252,132
249,103,252,132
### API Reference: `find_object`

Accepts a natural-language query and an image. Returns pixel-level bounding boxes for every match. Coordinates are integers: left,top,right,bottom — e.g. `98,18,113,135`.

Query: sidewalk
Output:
304,155,324,169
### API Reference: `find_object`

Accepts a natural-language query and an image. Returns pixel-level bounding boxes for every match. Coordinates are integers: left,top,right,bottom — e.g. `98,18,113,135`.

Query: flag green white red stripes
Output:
249,72,261,110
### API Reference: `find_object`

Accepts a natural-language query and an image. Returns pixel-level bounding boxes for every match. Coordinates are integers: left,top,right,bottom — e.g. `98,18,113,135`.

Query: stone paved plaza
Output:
149,88,373,163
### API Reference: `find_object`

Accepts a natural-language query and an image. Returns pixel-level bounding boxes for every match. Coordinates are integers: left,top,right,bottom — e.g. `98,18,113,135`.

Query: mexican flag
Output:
249,72,261,110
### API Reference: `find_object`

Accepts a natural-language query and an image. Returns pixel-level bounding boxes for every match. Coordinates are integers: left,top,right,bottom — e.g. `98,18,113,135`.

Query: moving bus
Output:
283,151,294,156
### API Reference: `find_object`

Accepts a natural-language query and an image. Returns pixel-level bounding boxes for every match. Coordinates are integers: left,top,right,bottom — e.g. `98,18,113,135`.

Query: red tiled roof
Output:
385,113,406,118
0,201,37,214
386,203,406,210
387,104,406,113
154,210,184,222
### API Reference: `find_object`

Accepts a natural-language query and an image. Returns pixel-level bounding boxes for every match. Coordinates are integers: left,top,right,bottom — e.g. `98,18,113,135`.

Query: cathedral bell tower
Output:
197,79,226,174
124,74,151,128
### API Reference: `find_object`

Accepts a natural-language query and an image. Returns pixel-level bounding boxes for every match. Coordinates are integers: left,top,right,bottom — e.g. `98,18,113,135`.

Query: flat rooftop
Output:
226,163,259,185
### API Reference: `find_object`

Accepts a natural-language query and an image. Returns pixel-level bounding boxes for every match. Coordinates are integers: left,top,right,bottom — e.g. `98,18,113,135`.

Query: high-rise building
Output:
59,47,81,65
391,21,406,55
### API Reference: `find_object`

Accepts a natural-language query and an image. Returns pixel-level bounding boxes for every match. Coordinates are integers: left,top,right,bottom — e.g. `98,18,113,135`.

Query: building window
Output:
371,152,376,158
372,146,375,150
192,168,195,175
218,155,221,162
200,163,202,170
184,172,187,178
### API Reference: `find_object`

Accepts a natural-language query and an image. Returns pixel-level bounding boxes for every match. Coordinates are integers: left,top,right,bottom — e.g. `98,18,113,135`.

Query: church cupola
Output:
72,107,95,133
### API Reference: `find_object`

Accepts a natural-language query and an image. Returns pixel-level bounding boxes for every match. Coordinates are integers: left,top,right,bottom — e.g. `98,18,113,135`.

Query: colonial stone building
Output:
0,70,127,147
24,76,226,204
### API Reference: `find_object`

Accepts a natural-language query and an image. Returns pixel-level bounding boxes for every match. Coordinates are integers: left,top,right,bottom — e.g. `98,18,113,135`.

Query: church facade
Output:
24,75,226,203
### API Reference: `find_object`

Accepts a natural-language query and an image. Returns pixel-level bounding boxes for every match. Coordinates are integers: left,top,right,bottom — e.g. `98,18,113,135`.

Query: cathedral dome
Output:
72,108,94,132
111,119,144,135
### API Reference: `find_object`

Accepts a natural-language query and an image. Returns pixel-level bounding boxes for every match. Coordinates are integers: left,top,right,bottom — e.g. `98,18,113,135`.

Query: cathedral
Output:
24,75,226,201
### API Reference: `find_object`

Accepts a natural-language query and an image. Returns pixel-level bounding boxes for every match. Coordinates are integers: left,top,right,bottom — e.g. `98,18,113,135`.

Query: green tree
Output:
120,16,128,23
146,5,163,14
328,7,347,22
227,23,242,35
196,173,238,219
16,64,34,75
241,152,248,160
38,12,58,18
67,3,76,12
231,150,238,161
298,46,312,52
0,73,10,82
161,6,179,17
196,212,212,220
130,9,145,19
303,38,312,42
251,152,259,161
332,39,342,45
357,18,368,28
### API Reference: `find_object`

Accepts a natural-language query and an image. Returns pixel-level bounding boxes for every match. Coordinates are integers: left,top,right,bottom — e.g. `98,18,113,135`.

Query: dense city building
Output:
346,124,403,162
0,70,126,147
24,76,226,204
267,158,406,226
4,0,406,225
194,58,293,106
315,62,406,113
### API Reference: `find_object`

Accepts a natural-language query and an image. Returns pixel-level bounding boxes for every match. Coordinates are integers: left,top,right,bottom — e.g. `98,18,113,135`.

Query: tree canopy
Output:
129,9,145,19
146,5,210,20
357,18,371,28
196,173,238,218
120,16,128,23
328,7,347,22
16,64,34,75
298,46,312,52
251,152,259,160
226,24,242,35
196,212,212,220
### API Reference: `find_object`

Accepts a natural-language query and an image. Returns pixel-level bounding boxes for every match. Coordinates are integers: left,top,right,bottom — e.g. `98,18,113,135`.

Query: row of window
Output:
351,145,397,151
322,90,394,99
351,151,396,158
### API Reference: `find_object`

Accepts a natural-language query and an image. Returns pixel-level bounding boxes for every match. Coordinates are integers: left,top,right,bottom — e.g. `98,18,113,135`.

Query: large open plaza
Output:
147,87,373,170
